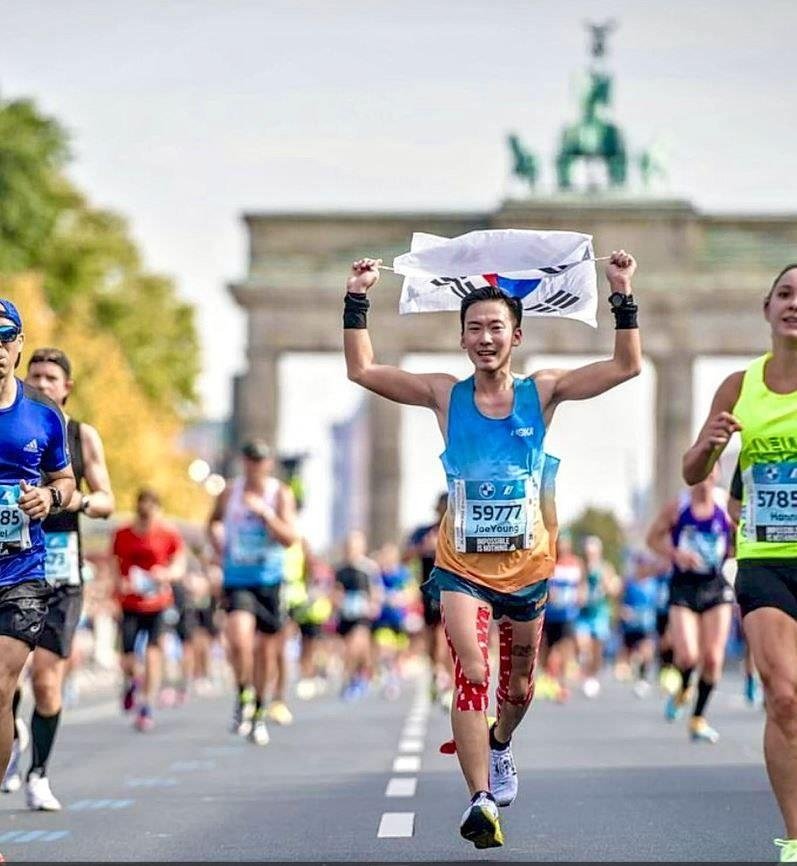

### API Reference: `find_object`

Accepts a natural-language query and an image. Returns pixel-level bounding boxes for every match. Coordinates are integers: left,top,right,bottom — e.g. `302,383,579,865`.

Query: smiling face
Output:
0,317,23,383
765,267,797,343
460,300,522,372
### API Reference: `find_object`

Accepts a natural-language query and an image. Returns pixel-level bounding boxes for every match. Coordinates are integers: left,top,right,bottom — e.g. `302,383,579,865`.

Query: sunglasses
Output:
0,325,20,344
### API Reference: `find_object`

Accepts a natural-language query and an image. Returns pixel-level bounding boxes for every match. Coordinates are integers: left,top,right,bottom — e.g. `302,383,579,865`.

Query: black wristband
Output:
611,304,639,329
343,292,370,329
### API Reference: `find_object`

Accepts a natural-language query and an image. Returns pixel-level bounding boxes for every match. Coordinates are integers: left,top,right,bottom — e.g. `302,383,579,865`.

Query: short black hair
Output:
28,347,72,378
459,286,523,332
137,487,161,506
766,263,797,303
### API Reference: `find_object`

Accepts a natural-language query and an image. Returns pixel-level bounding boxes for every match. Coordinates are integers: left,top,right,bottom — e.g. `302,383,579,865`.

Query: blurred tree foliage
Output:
567,506,626,572
0,94,204,520
0,94,199,414
1,275,209,521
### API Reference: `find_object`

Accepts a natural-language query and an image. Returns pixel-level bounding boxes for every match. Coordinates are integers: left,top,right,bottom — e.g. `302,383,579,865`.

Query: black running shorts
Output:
120,609,167,654
669,573,735,615
543,618,574,648
0,579,52,649
735,559,797,620
222,585,284,635
622,629,650,651
37,584,83,659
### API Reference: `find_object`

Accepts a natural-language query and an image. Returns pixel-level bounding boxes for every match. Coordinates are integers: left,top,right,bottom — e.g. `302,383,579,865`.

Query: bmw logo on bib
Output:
765,466,780,482
479,482,495,499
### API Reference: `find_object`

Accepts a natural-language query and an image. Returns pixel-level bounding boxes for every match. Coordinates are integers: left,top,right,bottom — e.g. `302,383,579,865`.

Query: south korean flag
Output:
394,228,598,328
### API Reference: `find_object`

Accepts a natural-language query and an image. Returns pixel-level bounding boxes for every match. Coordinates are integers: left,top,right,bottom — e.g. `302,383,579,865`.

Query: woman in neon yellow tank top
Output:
684,263,797,863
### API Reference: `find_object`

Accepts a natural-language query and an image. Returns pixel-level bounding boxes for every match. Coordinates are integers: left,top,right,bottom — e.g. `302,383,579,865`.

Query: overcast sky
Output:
1,1,792,544
1,0,794,420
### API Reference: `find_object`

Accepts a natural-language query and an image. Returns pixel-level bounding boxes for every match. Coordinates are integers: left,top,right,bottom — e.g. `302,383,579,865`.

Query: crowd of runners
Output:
0,252,794,861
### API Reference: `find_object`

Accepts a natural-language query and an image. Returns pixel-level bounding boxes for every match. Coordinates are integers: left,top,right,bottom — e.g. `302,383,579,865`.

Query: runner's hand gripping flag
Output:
392,228,599,328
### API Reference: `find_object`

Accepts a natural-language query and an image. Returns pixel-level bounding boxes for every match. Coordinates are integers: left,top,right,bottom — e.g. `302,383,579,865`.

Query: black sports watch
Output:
608,291,635,308
48,486,63,511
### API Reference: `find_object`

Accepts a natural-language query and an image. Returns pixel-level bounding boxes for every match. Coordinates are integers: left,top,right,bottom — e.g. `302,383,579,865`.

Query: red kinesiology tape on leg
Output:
443,605,491,712
495,616,545,717
495,620,514,719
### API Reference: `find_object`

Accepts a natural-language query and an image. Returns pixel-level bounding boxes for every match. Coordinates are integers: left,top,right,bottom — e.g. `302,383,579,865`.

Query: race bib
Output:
677,526,726,575
0,484,31,555
229,524,268,566
341,591,369,620
548,580,578,611
452,478,532,554
744,461,797,543
44,531,81,586
129,565,160,597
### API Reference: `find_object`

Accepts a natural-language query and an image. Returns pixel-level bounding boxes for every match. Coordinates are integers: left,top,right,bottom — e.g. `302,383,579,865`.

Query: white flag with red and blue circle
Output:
394,228,598,327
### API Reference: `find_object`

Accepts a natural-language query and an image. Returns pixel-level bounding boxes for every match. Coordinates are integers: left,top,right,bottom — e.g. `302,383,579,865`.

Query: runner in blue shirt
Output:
0,299,75,837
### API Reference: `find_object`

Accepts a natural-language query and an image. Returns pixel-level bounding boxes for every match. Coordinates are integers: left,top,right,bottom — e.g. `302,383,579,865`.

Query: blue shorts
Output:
424,566,547,623
575,609,611,642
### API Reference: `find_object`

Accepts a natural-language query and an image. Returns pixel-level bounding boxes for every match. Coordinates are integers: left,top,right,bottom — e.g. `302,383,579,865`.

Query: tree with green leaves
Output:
567,506,626,572
0,92,199,416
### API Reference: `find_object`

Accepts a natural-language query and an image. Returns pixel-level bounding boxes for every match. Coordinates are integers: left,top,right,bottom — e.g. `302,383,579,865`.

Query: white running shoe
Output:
25,773,62,811
1,742,21,793
582,677,601,699
459,793,504,849
489,743,518,807
249,716,270,747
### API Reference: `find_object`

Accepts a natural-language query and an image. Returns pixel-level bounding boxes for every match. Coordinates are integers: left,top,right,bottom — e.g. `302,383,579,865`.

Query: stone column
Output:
653,352,694,510
236,350,280,450
366,358,402,547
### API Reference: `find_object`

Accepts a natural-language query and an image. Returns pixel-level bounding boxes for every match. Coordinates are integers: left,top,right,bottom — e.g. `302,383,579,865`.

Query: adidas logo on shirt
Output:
23,439,39,453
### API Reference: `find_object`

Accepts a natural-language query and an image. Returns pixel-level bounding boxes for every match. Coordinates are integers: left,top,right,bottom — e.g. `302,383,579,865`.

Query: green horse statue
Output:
507,132,539,190
556,69,627,190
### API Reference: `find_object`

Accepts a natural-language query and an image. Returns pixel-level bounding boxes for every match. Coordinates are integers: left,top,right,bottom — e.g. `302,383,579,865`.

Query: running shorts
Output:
735,559,797,620
38,584,82,658
669,573,735,615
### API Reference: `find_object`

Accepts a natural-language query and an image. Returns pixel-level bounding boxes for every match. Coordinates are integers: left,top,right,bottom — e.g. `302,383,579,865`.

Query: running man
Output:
542,531,585,703
111,488,186,732
683,263,797,861
343,250,640,848
333,530,381,701
575,536,617,698
0,301,75,832
405,493,452,708
207,439,297,745
3,348,114,809
618,553,658,698
646,470,735,742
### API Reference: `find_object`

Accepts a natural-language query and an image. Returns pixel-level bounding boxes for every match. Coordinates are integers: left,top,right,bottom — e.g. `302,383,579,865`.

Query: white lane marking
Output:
402,723,425,737
385,777,417,797
392,755,421,773
398,739,424,754
377,812,415,838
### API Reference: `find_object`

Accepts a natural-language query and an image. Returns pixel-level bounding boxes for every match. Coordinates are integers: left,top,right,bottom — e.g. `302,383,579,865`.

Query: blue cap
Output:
0,300,22,330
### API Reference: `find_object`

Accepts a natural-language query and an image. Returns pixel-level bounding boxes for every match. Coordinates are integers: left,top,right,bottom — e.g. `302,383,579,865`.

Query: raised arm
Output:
532,250,642,417
682,372,744,485
344,258,455,410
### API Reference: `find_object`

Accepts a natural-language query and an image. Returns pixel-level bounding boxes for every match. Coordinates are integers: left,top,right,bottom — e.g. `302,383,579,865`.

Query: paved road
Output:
0,671,779,862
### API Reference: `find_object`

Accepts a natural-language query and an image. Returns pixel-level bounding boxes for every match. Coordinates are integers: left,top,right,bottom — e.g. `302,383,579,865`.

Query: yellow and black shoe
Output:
459,792,504,849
